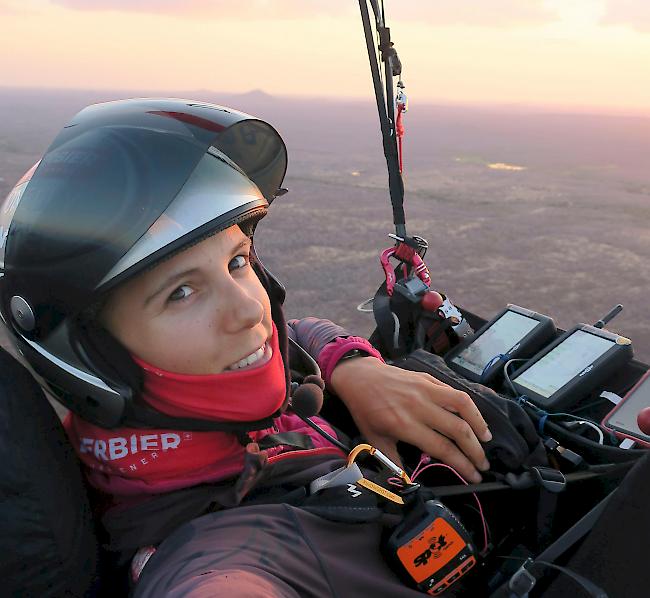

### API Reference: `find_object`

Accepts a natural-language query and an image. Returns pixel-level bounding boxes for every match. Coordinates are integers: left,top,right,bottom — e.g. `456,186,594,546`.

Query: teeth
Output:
226,344,270,371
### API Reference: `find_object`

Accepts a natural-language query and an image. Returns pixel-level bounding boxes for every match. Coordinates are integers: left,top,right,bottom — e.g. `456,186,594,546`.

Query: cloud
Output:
402,1,557,27
602,1,650,33
48,0,557,27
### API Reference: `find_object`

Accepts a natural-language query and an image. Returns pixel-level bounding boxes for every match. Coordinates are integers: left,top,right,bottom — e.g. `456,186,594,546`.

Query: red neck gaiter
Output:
65,324,288,498
131,323,287,422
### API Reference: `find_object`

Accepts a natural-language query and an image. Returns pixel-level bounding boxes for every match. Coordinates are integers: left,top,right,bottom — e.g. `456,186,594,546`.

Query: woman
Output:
0,98,491,595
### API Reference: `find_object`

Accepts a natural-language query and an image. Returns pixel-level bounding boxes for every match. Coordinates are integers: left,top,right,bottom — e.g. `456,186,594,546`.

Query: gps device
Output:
602,370,650,447
446,305,556,385
510,324,633,411
385,498,476,595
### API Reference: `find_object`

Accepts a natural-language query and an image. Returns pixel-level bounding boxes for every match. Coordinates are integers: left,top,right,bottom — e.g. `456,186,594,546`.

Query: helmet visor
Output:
97,147,268,289
2,99,287,317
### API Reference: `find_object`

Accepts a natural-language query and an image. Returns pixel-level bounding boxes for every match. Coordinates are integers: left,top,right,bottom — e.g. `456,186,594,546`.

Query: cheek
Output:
105,297,207,369
136,314,216,373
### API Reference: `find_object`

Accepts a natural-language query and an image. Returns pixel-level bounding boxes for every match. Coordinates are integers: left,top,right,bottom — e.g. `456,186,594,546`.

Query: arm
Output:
286,318,491,483
286,317,351,363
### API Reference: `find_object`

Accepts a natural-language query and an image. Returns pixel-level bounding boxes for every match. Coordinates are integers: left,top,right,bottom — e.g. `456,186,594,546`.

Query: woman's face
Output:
101,225,274,375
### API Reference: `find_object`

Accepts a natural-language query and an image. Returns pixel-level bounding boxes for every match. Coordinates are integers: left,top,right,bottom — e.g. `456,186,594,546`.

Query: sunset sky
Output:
1,0,649,113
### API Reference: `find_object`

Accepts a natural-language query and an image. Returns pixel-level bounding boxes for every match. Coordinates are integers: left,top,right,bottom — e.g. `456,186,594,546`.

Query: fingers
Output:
335,362,493,483
419,402,490,475
408,375,492,481
430,384,492,444
400,422,485,483
417,372,492,442
414,371,449,387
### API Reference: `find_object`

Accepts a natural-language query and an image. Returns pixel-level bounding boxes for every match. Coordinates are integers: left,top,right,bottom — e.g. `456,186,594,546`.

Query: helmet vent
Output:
10,296,35,331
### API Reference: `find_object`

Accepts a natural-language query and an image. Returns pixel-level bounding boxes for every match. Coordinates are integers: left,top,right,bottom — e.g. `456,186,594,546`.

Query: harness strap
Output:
536,481,560,550
427,462,633,499
257,432,314,451
424,318,454,354
358,0,406,236
537,492,612,565
500,494,613,598
372,283,404,358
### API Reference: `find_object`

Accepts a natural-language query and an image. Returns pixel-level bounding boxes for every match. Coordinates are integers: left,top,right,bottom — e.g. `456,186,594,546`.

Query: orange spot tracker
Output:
385,499,476,595
398,517,466,582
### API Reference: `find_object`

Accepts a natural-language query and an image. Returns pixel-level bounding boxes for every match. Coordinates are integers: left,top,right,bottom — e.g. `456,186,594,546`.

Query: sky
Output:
1,0,649,114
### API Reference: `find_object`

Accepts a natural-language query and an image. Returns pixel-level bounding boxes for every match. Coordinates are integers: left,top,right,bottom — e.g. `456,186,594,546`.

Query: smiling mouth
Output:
225,342,272,372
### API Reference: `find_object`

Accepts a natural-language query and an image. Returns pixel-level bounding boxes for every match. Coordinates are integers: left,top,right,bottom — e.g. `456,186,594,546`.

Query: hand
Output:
329,357,492,483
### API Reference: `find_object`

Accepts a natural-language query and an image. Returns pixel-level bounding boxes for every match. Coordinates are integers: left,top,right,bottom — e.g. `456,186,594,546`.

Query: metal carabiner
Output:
380,239,431,297
396,87,408,113
380,246,399,295
347,443,413,485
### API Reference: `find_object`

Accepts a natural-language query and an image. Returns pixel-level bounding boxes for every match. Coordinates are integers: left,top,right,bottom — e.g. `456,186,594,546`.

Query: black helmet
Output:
0,98,291,432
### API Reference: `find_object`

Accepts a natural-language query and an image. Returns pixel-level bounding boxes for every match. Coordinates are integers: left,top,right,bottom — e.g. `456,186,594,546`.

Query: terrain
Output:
1,87,650,360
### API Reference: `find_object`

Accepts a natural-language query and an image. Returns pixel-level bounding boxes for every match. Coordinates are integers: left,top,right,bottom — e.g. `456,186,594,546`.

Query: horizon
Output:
1,1,649,115
1,81,649,358
2,84,649,119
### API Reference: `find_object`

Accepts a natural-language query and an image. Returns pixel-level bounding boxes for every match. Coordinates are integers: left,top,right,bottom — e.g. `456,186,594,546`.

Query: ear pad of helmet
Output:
68,317,142,426
75,318,143,393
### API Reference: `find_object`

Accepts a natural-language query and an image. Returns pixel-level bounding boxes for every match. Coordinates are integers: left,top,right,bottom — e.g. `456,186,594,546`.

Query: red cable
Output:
412,455,490,552
396,102,405,173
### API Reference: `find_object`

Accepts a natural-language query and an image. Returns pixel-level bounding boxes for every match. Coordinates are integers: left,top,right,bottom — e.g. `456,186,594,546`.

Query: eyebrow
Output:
143,238,251,307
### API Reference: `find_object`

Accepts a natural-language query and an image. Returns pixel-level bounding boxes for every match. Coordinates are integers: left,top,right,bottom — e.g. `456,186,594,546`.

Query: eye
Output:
168,284,194,302
228,254,250,272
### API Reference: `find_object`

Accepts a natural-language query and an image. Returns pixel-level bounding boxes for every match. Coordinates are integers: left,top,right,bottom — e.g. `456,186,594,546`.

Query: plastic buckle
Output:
531,466,566,493
508,558,537,597
544,437,584,470
393,276,429,303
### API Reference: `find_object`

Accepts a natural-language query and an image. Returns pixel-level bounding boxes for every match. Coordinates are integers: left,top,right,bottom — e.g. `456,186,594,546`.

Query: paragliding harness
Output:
370,233,473,359
353,1,648,596
300,343,644,598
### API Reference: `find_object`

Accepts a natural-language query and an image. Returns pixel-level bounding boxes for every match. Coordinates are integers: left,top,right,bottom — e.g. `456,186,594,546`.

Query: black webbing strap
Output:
372,284,401,358
536,482,561,550
257,432,315,451
358,0,406,234
536,492,612,565
427,462,633,499
499,495,613,598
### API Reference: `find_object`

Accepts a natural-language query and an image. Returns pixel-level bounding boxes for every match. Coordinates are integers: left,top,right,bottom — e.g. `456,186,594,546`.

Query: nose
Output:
219,278,265,334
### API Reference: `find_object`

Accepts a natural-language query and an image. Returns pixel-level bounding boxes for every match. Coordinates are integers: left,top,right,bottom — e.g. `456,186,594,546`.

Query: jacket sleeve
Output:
286,317,351,363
